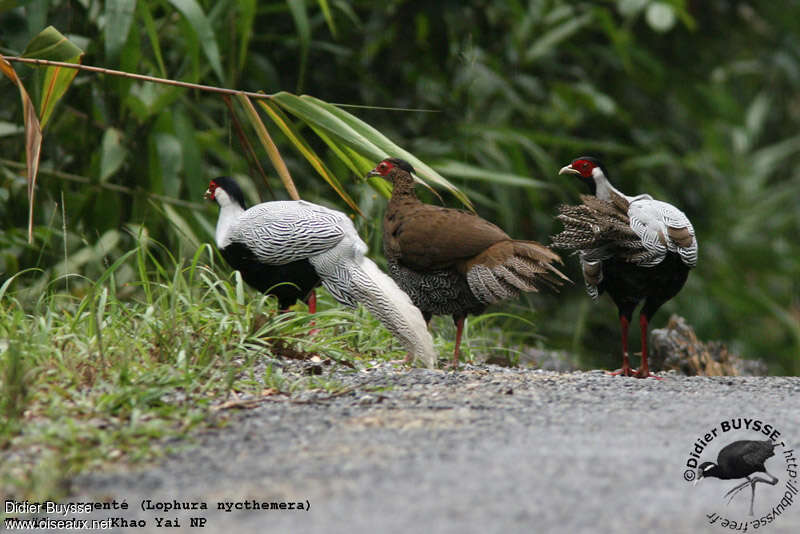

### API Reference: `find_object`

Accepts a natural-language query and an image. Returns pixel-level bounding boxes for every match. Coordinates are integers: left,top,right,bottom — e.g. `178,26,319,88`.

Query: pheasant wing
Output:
392,204,510,271
627,196,697,268
228,200,346,265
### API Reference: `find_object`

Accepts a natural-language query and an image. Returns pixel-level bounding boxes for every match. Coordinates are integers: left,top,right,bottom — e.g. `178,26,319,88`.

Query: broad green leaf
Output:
465,125,635,155
0,54,42,244
750,134,800,183
137,0,167,77
154,133,183,198
55,229,121,276
317,0,337,38
273,92,382,157
524,12,593,62
24,0,47,35
237,0,256,71
173,110,204,200
434,160,550,189
286,0,310,91
308,124,393,199
38,55,80,129
125,82,182,121
744,92,770,140
162,203,201,249
258,99,363,215
167,0,224,83
330,0,360,27
297,114,389,198
22,25,83,61
20,27,84,129
104,0,136,62
295,95,474,209
308,123,371,175
236,94,300,200
99,128,127,183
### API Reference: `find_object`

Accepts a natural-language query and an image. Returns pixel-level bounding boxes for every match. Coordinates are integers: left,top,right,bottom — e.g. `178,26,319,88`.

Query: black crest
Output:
387,158,416,174
212,176,247,210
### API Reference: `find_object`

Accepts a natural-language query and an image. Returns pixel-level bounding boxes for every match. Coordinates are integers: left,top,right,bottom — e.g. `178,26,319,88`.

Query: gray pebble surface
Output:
61,363,800,533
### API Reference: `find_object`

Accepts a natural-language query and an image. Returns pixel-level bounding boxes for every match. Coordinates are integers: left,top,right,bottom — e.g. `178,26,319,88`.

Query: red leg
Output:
635,314,660,379
451,316,465,369
608,315,635,377
307,291,319,336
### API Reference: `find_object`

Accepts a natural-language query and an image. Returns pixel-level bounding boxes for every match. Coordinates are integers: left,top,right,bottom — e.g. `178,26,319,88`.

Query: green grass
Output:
0,241,412,500
0,238,548,500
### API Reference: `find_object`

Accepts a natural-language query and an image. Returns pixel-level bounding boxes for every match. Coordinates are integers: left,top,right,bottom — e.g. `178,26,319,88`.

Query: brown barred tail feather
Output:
463,240,569,305
551,196,642,258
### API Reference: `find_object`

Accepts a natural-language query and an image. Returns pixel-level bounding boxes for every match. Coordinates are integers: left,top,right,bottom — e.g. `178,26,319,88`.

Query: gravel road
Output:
63,364,800,533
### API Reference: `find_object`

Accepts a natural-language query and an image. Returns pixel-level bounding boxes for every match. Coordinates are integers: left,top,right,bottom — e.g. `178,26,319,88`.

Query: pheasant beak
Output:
366,168,381,178
558,164,580,176
203,189,213,200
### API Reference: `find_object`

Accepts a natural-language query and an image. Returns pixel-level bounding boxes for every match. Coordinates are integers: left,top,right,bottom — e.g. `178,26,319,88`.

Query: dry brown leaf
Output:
0,53,43,244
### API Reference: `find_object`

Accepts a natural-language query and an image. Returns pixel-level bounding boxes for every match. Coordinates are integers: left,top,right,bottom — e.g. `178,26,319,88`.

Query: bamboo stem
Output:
4,56,273,100
4,56,440,112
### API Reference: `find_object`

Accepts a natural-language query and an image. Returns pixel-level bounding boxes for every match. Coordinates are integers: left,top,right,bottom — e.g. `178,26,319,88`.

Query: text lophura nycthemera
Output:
695,439,780,516
205,176,437,368
551,157,698,378
368,158,569,368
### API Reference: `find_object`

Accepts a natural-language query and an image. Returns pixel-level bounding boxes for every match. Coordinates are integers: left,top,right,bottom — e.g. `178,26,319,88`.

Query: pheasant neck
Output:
388,171,418,200
215,201,244,248
590,167,627,201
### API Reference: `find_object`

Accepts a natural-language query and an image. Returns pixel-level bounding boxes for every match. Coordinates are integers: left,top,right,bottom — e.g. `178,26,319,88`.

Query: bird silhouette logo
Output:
694,439,780,516
683,420,799,529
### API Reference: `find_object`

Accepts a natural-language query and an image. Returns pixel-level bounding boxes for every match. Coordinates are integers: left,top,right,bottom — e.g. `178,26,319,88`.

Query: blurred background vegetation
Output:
1,0,798,373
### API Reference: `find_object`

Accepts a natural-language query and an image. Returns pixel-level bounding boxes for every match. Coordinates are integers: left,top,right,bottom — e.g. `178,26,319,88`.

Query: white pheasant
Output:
205,176,436,368
552,157,698,378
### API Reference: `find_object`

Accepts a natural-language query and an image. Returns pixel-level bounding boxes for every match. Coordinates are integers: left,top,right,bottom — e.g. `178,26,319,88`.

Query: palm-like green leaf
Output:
271,92,474,209
167,0,224,82
258,99,363,215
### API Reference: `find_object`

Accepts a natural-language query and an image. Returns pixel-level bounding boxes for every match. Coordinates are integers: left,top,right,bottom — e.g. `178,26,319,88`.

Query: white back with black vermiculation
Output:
587,165,698,270
627,197,698,268
227,200,346,265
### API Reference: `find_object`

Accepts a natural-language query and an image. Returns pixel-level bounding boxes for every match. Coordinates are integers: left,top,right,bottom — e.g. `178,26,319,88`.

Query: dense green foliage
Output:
1,0,799,373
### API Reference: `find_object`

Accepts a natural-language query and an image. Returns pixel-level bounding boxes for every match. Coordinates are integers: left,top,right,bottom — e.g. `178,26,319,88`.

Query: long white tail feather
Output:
310,232,436,369
351,258,436,368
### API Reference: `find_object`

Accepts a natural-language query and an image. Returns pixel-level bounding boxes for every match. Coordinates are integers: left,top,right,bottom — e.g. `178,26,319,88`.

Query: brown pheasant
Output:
368,157,569,367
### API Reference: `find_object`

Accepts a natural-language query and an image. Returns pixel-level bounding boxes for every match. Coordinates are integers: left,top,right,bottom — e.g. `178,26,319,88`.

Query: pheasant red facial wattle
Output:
369,158,569,368
552,157,698,378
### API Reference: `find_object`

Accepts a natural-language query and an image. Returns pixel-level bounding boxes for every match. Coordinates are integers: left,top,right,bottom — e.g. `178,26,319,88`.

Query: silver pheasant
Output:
206,177,436,368
552,157,697,378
